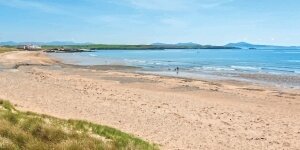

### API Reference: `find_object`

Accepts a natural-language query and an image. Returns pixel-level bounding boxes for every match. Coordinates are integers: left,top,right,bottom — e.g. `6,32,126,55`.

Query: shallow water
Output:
50,49,300,88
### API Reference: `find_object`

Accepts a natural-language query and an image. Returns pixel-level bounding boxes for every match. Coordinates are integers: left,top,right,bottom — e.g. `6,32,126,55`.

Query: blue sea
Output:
50,49,300,87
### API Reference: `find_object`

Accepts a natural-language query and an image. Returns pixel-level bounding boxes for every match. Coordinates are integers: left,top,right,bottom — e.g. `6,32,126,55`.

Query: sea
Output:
49,49,300,88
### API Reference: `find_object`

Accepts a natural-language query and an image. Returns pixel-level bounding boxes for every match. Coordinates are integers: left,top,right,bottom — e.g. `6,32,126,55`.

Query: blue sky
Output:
0,0,299,45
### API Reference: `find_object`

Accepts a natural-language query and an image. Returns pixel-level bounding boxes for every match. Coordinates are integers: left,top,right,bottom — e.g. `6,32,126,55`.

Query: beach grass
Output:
0,47,18,53
0,100,158,150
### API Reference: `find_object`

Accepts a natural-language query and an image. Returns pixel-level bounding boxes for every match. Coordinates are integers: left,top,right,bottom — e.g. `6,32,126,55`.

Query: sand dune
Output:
0,51,299,149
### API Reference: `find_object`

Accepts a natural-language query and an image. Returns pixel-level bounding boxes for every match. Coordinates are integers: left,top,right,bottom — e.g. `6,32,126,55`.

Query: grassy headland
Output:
1,44,238,53
0,47,18,53
42,44,238,50
0,100,158,150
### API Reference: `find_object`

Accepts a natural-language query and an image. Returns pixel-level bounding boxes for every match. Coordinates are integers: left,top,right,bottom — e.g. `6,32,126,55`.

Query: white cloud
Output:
127,0,235,11
79,13,147,28
128,0,187,11
160,18,188,28
198,0,235,8
0,0,66,14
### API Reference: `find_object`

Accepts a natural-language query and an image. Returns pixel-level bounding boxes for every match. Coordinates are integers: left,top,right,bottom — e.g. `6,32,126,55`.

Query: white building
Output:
17,44,42,50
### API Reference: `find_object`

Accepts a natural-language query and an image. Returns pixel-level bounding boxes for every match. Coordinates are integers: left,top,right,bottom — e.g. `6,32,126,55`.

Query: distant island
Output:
226,42,300,49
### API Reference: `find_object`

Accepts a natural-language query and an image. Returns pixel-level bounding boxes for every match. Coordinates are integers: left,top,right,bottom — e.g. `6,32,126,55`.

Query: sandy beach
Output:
0,51,299,149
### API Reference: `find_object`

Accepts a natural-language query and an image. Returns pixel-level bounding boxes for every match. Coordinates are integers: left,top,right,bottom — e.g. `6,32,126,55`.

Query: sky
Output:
0,0,299,45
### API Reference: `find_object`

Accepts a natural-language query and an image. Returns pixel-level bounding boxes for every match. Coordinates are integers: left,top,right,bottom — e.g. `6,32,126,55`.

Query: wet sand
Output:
0,51,300,149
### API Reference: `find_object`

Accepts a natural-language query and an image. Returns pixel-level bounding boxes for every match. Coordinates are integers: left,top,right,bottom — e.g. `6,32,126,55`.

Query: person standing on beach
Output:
175,67,179,74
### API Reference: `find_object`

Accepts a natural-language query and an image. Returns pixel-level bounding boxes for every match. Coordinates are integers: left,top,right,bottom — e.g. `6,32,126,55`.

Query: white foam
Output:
282,51,300,54
88,54,97,57
231,65,261,71
197,66,235,71
287,60,300,63
124,59,146,63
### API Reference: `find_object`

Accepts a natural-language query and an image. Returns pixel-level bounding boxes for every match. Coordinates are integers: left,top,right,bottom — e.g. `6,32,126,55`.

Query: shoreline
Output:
0,51,300,149
140,70,300,90
48,52,300,90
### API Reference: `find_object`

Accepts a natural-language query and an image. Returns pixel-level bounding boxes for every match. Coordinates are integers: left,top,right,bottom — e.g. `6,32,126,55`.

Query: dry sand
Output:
0,51,300,149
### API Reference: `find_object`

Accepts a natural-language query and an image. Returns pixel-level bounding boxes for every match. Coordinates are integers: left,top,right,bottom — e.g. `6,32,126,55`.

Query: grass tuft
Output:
0,100,15,111
0,100,159,150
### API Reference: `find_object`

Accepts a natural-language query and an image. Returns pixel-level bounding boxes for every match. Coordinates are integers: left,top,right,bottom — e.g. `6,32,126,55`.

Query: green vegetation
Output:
42,44,160,50
0,47,18,53
42,44,237,50
0,100,158,150
2,44,237,52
